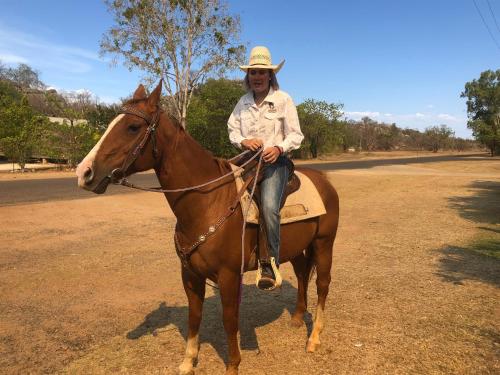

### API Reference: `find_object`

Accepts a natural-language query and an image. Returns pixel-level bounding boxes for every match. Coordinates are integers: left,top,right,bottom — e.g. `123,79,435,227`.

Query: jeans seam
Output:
274,164,288,265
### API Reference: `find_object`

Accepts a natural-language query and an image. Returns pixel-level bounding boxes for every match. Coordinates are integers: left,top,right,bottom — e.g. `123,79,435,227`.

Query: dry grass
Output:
0,157,499,374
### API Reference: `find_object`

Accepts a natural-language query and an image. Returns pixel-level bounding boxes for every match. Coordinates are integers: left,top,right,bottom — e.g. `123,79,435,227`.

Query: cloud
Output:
437,113,458,122
98,95,121,104
344,111,381,118
343,109,470,137
0,53,28,64
0,25,101,73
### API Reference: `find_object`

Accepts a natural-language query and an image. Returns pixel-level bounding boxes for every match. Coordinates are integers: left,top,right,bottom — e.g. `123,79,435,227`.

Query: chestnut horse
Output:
76,81,339,374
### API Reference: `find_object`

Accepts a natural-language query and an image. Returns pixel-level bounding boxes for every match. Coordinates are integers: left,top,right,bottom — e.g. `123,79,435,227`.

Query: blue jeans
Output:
260,156,289,266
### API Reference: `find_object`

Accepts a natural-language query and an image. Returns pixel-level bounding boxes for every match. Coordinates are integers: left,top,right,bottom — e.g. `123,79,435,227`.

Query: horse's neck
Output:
154,115,233,231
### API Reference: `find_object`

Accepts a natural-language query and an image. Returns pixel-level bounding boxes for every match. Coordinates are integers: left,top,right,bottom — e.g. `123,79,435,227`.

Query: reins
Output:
115,148,263,193
113,104,265,296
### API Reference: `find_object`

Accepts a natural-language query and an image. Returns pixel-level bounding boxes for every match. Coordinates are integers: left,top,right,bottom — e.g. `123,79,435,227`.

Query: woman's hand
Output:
263,146,282,163
241,138,263,151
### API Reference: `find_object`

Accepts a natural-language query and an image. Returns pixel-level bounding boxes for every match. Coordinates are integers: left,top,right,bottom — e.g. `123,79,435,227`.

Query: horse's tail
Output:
305,245,317,283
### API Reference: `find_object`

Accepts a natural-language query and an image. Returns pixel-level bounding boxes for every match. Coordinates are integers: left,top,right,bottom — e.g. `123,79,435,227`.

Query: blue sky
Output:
0,0,499,138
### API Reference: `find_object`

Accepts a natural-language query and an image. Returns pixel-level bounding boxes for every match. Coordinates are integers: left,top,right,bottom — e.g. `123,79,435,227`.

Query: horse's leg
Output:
178,267,206,375
218,269,241,375
290,248,314,327
306,237,334,353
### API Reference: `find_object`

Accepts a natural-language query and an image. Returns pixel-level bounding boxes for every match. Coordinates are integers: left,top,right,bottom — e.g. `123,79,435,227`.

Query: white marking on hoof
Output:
178,334,199,375
306,306,324,352
178,362,194,375
306,338,321,353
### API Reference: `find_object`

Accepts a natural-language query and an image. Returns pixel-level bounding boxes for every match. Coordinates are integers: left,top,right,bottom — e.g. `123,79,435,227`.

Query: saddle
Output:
232,152,301,207
232,152,301,266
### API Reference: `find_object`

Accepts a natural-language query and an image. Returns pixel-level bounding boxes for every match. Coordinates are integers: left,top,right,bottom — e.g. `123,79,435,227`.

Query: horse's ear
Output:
133,84,147,100
147,80,163,107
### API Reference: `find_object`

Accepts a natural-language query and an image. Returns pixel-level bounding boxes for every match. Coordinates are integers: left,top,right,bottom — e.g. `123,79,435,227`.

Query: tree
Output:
0,95,49,170
402,128,425,151
461,70,500,156
1,63,45,92
424,124,454,152
296,99,343,158
187,78,245,157
44,90,96,167
85,102,121,133
101,0,245,129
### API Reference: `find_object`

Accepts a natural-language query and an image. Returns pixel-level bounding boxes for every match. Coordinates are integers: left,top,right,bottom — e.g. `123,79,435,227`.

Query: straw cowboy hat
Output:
239,46,285,73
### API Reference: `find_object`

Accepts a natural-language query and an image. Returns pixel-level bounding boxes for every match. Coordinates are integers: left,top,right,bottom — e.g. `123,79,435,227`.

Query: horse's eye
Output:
127,124,141,134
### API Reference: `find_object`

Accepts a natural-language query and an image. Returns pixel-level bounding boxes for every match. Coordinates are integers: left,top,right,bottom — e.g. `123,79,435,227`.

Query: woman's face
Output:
248,69,271,95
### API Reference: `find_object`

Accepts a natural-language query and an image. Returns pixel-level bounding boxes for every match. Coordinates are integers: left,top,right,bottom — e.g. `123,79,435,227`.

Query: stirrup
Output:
255,257,282,291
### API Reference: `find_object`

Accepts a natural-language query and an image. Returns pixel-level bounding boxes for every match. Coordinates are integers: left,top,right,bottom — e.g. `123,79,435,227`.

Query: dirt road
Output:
2,153,490,206
0,155,499,374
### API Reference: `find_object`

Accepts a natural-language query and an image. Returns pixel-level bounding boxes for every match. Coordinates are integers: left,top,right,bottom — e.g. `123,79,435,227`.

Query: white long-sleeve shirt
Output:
227,88,304,153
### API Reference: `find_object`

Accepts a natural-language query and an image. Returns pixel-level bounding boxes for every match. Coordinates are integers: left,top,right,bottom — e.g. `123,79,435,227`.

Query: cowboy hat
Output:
239,46,285,73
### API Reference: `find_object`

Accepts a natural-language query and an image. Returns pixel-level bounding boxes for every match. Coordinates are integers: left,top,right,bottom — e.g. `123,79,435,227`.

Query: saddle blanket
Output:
230,164,327,224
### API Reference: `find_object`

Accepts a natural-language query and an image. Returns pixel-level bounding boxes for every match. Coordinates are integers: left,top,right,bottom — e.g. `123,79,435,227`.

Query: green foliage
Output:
39,120,98,166
186,78,245,158
0,95,50,169
296,99,343,158
0,80,22,109
424,124,454,152
461,70,500,156
376,123,402,151
85,103,121,133
41,89,103,167
0,61,124,168
469,237,500,259
0,63,45,92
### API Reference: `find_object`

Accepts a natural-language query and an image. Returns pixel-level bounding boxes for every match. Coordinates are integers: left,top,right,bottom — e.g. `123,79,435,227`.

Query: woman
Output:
228,46,304,290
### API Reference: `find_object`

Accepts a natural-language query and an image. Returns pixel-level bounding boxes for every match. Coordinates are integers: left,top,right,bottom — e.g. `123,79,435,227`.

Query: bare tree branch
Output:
100,0,245,128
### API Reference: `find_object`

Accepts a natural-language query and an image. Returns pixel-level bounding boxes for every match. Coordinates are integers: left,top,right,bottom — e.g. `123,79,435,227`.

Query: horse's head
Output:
76,81,163,194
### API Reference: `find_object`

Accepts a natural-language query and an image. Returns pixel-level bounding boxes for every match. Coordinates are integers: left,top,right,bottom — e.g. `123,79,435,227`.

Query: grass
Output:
470,236,500,259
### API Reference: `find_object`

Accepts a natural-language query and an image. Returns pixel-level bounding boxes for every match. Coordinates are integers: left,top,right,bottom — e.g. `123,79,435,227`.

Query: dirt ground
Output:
1,154,499,374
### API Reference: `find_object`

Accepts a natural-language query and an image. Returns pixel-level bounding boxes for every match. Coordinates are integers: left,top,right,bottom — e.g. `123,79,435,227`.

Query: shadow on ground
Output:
126,280,312,363
448,180,500,225
438,180,500,286
435,244,500,287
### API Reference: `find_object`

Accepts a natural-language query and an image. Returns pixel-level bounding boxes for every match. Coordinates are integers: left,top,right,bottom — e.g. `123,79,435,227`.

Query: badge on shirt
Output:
268,102,277,113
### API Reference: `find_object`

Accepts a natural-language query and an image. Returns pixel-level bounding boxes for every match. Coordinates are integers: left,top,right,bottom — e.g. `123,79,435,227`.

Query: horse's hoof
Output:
306,340,320,353
178,363,194,375
289,316,304,328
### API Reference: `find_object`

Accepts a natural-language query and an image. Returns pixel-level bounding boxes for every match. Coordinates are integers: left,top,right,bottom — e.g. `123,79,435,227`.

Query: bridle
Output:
108,104,162,183
108,103,265,193
105,102,265,293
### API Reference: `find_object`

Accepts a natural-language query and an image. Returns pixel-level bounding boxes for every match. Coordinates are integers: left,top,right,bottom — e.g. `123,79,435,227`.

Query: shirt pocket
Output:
264,112,285,136
240,109,254,136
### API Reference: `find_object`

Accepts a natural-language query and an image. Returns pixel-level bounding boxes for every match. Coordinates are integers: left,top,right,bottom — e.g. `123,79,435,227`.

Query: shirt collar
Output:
264,87,277,104
243,87,277,106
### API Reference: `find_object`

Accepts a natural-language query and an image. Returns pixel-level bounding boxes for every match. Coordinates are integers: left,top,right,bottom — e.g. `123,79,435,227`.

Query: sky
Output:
0,0,499,138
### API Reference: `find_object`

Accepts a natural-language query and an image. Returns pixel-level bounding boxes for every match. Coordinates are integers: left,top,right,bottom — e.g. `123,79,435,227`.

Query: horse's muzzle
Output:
83,166,94,185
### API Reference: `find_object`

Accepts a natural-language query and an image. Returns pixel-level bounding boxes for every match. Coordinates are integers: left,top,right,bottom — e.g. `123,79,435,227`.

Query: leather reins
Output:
108,104,265,293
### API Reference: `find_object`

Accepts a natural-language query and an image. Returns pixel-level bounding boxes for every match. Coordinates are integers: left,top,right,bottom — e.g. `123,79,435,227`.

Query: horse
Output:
76,81,339,375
